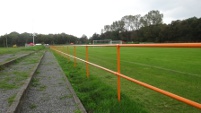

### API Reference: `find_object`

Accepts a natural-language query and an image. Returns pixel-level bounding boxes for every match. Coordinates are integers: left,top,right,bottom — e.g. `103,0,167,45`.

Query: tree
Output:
140,14,150,27
121,15,134,31
133,14,141,30
121,14,142,31
104,25,111,32
0,35,7,47
79,34,88,44
110,21,125,32
20,32,32,45
90,33,100,41
9,32,20,46
147,10,163,25
141,10,163,27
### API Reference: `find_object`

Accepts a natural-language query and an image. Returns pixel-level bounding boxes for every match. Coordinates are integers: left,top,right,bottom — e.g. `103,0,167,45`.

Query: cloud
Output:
145,0,201,23
0,0,201,37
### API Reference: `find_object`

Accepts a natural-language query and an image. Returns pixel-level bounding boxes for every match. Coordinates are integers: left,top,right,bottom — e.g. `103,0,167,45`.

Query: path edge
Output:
6,51,46,113
52,52,87,113
0,52,35,71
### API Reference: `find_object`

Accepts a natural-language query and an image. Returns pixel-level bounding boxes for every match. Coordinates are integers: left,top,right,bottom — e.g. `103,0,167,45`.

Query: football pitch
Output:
58,46,201,113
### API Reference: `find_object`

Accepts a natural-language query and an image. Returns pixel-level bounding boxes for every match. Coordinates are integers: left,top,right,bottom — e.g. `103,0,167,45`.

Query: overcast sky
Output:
0,0,201,37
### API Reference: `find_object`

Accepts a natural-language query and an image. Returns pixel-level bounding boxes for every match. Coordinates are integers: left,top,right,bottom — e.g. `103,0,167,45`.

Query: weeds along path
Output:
0,51,45,113
20,51,85,113
0,51,34,65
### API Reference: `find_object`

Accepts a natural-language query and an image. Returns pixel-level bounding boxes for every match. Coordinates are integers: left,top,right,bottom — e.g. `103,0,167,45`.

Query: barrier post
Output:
74,46,76,67
117,44,121,101
86,46,89,78
67,46,70,61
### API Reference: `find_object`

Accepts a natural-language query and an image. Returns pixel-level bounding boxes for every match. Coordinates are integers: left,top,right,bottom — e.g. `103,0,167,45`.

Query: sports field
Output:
57,46,201,113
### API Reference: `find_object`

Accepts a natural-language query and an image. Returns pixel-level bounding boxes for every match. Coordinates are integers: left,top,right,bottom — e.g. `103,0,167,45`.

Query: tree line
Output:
0,32,79,47
1,10,201,47
90,10,201,43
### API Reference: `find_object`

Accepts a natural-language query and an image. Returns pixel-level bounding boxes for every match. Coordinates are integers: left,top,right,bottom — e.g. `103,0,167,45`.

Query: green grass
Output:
31,76,47,91
13,71,28,81
0,50,44,90
24,59,40,64
0,46,45,55
0,81,18,89
59,94,73,100
39,85,47,91
29,103,37,109
0,47,23,55
31,78,40,87
0,71,28,90
74,109,82,113
54,46,201,113
8,94,16,106
22,45,45,51
53,50,147,113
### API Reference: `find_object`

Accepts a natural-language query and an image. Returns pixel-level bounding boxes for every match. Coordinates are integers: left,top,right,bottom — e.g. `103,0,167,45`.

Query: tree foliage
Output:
90,10,201,43
1,10,200,46
78,34,88,44
140,10,163,27
0,32,79,47
121,14,141,31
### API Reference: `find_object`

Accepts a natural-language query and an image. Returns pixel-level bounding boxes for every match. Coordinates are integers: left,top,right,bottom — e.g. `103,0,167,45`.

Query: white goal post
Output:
93,39,122,44
111,40,123,44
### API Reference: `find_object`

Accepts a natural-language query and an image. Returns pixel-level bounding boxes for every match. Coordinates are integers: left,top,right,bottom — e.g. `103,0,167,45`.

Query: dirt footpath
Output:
20,51,86,113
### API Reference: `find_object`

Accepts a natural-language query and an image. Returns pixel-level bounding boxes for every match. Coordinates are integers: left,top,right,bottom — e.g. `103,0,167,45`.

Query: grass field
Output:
54,51,148,113
0,47,22,54
55,46,201,113
0,46,46,54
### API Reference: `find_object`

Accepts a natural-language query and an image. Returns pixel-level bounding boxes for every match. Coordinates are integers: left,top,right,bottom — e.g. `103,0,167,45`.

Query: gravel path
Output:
0,51,33,64
0,51,44,113
20,51,84,113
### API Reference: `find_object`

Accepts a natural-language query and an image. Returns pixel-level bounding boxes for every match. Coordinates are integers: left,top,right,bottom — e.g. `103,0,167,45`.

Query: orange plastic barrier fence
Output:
71,43,201,48
50,43,201,110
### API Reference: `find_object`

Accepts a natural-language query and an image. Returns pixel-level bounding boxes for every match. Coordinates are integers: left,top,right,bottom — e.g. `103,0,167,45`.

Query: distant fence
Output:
50,43,201,110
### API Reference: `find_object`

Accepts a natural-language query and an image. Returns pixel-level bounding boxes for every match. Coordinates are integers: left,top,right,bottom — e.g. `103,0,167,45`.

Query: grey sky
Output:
0,0,201,37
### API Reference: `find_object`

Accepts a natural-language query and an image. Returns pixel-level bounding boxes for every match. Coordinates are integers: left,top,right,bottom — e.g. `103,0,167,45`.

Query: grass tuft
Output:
0,81,18,89
59,94,73,100
8,94,16,106
13,71,28,81
29,103,37,109
31,78,40,87
39,85,47,91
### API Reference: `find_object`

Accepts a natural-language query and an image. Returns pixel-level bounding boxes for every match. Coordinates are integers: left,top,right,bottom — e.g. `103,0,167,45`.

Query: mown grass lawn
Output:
55,46,201,113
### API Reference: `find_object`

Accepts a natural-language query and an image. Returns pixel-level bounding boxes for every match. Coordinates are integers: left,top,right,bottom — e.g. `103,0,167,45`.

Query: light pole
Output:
6,34,8,48
32,33,36,45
